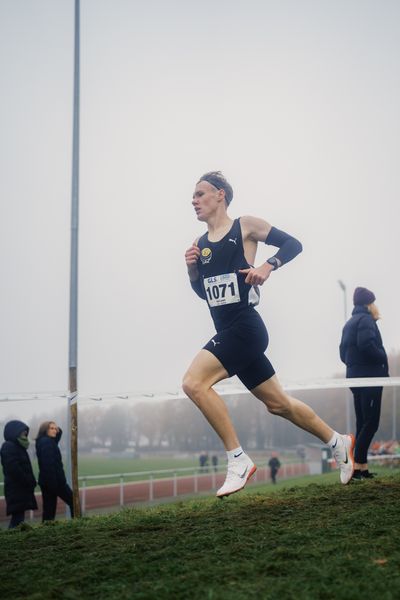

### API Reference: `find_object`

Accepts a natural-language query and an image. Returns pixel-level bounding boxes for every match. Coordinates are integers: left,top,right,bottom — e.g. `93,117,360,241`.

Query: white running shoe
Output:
332,433,355,485
216,456,257,498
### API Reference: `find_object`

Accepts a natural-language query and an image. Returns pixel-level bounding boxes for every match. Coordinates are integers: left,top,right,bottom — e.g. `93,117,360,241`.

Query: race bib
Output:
204,272,240,307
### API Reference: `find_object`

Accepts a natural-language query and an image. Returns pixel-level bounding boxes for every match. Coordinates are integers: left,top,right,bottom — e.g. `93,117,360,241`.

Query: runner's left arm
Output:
264,226,303,268
239,216,302,285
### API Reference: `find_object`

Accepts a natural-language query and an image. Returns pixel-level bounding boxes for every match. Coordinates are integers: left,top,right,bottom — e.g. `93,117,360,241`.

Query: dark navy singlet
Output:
197,219,260,331
194,218,276,389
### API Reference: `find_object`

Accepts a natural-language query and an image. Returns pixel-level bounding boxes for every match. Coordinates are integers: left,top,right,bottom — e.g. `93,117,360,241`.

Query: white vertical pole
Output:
345,389,352,434
338,280,352,434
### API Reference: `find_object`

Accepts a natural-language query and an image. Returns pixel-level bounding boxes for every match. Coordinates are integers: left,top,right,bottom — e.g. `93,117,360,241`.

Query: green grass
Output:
246,465,397,493
1,473,399,600
78,455,198,474
77,455,200,485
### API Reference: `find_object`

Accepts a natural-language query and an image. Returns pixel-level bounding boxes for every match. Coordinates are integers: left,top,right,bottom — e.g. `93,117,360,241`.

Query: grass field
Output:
1,473,399,600
77,455,201,485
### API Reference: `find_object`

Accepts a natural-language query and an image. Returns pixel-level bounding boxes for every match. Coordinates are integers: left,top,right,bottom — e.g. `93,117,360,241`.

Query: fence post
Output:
173,472,177,497
211,469,216,489
149,475,153,502
120,475,124,507
194,469,198,493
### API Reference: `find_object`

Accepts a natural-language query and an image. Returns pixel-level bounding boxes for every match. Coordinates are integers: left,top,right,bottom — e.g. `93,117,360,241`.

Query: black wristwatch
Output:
266,257,280,270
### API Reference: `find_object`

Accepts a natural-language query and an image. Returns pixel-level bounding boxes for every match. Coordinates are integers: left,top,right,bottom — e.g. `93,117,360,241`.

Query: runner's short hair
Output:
198,171,233,206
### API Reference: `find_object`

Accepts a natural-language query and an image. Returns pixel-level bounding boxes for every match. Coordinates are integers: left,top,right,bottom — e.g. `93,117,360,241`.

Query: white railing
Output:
77,464,240,513
1,377,400,402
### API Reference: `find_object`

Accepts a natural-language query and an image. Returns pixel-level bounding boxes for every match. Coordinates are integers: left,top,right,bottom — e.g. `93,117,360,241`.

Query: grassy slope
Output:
1,474,399,600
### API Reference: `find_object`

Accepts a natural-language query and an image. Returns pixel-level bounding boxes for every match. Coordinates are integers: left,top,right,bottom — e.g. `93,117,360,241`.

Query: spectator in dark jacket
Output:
0,420,38,528
340,287,389,480
268,453,281,484
35,421,74,521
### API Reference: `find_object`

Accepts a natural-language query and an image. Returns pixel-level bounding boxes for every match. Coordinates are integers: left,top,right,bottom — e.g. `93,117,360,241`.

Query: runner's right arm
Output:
185,240,205,299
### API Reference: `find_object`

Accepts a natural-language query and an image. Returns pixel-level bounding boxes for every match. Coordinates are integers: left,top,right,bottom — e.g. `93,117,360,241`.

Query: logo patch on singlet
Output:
200,247,212,264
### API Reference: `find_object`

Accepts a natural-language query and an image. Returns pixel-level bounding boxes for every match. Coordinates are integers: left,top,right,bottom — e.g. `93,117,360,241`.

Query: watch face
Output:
268,258,278,269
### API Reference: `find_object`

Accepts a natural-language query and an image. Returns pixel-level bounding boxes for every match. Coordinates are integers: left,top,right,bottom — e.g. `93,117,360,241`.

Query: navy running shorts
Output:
203,308,275,390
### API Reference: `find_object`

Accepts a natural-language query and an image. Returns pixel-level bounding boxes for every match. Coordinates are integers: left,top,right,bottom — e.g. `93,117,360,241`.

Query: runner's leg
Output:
182,349,239,450
251,374,354,484
251,374,333,442
183,349,257,497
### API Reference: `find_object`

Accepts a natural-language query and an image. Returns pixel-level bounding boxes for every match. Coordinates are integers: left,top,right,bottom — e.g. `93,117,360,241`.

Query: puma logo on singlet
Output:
228,237,237,245
211,339,220,347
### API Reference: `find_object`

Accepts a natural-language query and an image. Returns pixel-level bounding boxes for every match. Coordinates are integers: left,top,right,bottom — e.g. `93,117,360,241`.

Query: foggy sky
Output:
1,0,399,421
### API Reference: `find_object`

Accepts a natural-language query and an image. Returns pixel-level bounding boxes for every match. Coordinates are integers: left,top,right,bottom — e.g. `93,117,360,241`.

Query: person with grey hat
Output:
340,287,389,480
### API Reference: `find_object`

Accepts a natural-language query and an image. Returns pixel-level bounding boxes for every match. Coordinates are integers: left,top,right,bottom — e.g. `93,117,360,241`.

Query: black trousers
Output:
9,511,25,529
351,386,382,464
41,484,74,521
270,468,278,484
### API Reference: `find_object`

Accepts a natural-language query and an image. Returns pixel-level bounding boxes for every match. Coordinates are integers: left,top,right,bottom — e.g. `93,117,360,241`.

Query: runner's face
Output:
192,181,222,221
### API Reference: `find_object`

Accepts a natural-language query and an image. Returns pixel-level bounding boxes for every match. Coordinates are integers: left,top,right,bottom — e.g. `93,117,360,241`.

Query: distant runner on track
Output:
183,171,354,498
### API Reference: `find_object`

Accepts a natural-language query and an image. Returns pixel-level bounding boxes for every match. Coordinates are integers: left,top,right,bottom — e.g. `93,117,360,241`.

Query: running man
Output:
183,171,354,498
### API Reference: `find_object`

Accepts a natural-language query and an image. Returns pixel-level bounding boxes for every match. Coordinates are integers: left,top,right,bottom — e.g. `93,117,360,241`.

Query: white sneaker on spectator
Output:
332,433,355,484
216,455,256,498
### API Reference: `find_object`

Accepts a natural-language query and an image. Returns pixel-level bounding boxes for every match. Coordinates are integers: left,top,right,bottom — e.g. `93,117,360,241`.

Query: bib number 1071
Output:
204,273,240,307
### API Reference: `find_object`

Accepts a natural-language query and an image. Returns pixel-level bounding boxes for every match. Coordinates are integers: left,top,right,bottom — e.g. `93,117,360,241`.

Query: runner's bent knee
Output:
251,375,291,416
260,390,291,417
182,372,208,400
265,400,290,417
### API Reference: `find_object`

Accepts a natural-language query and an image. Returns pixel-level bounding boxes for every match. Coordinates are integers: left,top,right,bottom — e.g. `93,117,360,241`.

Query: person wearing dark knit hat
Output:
340,287,389,481
353,287,376,306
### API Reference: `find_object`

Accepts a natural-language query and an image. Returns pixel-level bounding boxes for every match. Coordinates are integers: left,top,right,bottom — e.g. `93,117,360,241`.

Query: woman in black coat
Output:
35,421,74,521
0,420,38,528
340,287,389,480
